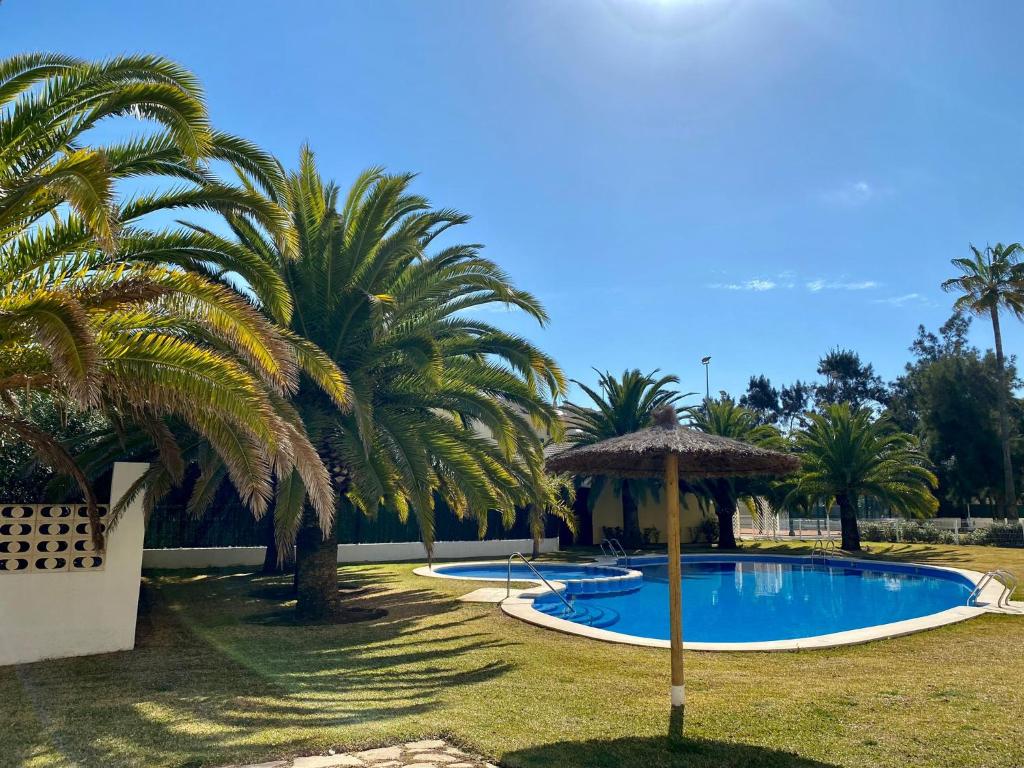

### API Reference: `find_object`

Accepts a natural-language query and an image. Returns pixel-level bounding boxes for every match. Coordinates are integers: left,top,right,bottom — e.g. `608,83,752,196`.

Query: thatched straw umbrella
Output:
546,405,799,720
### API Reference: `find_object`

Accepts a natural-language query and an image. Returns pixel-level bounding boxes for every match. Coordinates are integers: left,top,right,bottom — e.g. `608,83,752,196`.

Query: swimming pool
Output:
425,561,643,596
531,554,975,641
495,555,991,650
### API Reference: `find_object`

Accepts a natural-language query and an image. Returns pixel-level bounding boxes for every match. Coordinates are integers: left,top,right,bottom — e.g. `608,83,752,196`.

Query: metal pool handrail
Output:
600,537,629,566
810,538,837,562
506,552,575,614
968,569,1018,609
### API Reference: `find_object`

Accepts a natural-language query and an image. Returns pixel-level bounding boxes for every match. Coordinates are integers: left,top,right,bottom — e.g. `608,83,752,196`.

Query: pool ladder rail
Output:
809,538,839,563
505,552,575,615
967,569,1018,610
600,537,629,566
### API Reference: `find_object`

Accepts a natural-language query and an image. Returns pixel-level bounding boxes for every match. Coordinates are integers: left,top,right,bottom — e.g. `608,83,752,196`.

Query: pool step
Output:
561,571,644,597
535,600,620,629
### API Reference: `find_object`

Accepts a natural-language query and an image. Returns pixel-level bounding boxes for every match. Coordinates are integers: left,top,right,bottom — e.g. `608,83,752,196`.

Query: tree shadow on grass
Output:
244,566,488,628
248,580,367,601
10,570,516,768
852,543,982,566
502,735,841,768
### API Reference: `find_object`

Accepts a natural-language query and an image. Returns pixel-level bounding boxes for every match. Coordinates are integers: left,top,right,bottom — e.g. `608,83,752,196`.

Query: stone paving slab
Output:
456,587,524,603
224,739,498,768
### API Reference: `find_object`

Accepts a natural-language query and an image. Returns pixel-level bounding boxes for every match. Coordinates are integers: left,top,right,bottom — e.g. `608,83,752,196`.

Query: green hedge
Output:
964,521,1024,547
859,520,1024,548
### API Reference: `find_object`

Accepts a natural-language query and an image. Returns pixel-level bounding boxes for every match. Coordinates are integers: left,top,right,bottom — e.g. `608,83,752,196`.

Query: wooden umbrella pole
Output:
664,453,685,711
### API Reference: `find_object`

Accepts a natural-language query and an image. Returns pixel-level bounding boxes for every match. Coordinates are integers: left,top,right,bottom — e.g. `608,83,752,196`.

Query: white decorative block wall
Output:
0,462,148,666
0,503,108,573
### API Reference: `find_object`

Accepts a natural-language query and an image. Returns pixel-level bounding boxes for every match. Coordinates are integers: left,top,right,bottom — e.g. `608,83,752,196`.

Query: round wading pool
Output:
424,561,642,596
494,555,992,651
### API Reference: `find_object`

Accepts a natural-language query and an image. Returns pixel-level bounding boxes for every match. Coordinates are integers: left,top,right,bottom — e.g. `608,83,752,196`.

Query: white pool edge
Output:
412,560,643,589
417,554,1017,652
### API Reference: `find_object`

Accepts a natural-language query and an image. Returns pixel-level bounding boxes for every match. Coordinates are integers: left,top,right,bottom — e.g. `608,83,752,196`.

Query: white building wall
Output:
589,484,707,544
0,462,149,667
141,536,560,569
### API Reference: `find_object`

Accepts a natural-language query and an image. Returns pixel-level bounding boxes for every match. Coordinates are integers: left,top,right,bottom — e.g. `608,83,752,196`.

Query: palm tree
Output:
688,397,785,549
0,53,344,541
562,369,684,548
200,150,565,620
942,243,1024,518
0,53,208,245
525,472,576,559
792,404,938,551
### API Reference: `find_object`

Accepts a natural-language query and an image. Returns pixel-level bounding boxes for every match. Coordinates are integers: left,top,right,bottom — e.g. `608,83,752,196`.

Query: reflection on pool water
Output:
531,556,975,642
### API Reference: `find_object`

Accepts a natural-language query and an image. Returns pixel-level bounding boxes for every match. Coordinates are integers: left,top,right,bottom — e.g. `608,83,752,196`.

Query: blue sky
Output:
6,0,1024,403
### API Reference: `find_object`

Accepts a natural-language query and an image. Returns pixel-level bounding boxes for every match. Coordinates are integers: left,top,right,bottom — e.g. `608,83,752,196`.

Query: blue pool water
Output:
531,556,975,642
436,563,613,581
430,561,642,596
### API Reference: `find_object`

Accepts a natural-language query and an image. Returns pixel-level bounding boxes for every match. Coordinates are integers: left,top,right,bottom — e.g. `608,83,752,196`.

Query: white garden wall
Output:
141,536,560,569
0,462,148,667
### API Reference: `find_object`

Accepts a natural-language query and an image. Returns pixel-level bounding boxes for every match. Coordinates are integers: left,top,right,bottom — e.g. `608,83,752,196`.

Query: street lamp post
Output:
701,356,711,401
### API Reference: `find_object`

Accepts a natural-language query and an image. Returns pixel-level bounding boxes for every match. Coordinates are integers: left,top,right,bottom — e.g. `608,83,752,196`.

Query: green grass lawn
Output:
3,541,1023,768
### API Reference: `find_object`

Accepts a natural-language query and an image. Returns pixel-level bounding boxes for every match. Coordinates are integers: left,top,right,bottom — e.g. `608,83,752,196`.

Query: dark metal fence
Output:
144,487,538,549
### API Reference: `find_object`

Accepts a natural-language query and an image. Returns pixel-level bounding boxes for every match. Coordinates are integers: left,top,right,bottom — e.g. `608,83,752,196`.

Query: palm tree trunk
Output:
837,493,860,551
294,505,339,620
621,480,642,548
574,486,593,546
713,486,738,550
991,307,1017,519
528,504,542,560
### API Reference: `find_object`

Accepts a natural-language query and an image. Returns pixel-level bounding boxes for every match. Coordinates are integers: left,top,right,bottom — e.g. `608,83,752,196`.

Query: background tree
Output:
814,348,888,411
942,243,1024,518
779,380,813,430
688,396,785,549
888,314,1021,516
739,375,781,425
793,404,938,550
0,392,105,500
562,369,685,548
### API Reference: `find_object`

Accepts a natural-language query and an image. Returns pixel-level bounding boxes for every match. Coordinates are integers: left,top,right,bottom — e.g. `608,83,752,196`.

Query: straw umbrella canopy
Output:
546,405,799,718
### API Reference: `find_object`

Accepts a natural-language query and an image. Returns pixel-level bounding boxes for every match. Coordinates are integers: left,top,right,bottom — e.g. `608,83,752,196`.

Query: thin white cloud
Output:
820,180,877,207
456,303,517,315
871,292,933,307
708,273,879,294
775,270,797,289
709,279,777,292
805,279,879,292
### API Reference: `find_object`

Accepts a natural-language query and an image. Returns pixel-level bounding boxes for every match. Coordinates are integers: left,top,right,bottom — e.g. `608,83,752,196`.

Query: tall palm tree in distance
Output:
942,243,1024,518
562,369,684,548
